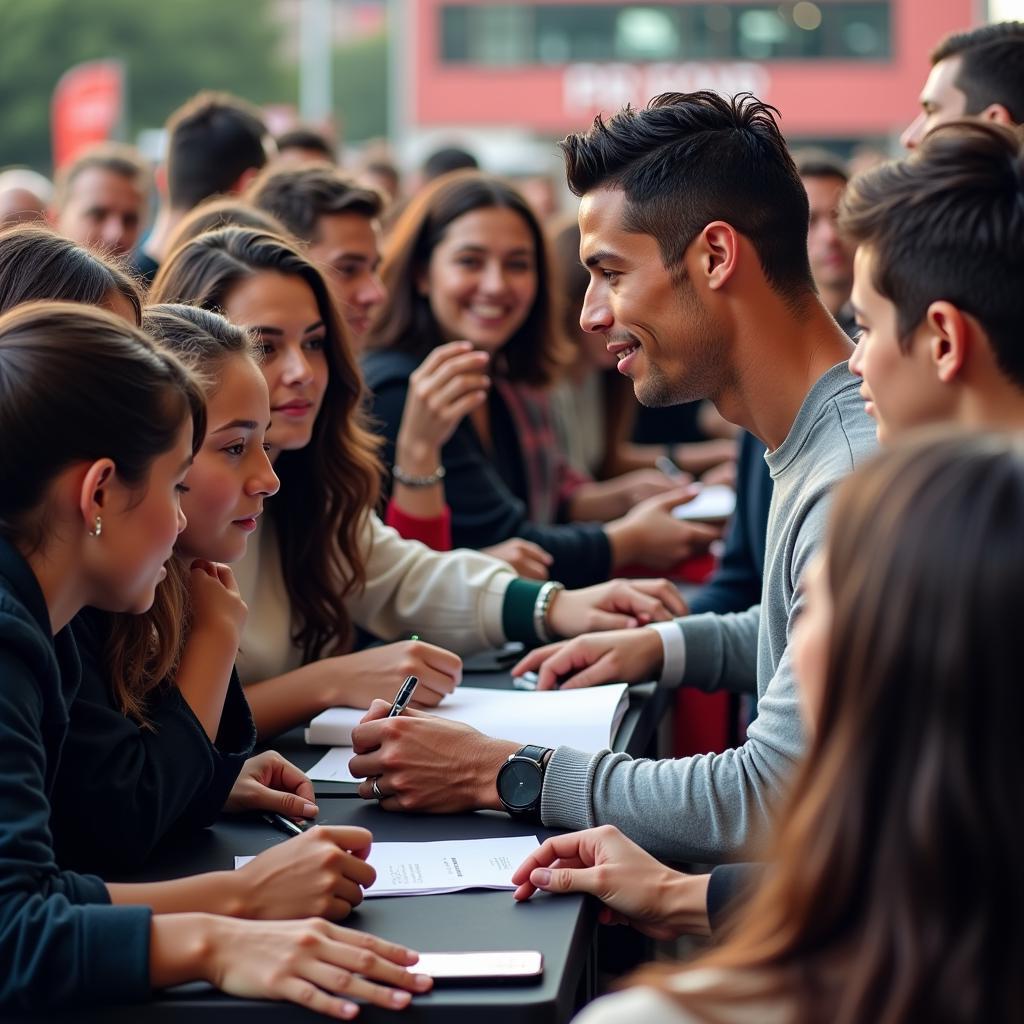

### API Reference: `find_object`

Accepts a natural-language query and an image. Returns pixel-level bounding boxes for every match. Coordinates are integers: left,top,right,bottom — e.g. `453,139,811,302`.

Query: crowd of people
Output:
1,18,1022,1022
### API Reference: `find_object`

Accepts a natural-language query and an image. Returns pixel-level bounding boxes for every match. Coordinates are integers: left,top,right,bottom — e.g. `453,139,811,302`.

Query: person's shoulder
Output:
574,986,702,1024
361,348,420,392
827,374,878,467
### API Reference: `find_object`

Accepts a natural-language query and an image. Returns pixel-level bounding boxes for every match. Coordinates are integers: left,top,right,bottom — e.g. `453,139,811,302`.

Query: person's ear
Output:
980,102,1014,127
77,459,115,536
923,301,968,384
693,221,740,292
154,164,168,200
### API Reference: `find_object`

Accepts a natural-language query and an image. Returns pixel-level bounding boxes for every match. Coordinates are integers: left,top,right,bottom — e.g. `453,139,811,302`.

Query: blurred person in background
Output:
273,126,336,166
902,20,1024,148
421,145,479,185
365,171,720,590
134,91,272,284
0,168,52,227
795,150,855,332
248,165,386,344
52,143,150,261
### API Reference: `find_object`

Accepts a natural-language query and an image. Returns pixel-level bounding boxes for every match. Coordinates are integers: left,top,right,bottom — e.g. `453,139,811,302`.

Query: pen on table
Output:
387,675,419,717
262,812,307,838
655,454,686,481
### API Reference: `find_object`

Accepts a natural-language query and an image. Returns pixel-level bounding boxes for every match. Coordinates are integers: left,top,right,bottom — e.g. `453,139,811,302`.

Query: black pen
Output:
262,812,307,837
386,675,419,717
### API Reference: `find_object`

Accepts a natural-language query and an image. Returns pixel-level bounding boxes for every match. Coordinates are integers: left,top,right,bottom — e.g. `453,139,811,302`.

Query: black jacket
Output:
364,348,612,588
0,537,151,1011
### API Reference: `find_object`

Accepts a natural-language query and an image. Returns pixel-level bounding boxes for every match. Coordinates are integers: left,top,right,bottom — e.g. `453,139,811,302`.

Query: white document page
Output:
305,683,629,751
235,835,541,897
306,745,359,783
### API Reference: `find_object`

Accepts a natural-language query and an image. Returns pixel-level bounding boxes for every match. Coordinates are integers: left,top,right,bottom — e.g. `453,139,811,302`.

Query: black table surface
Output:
15,670,668,1023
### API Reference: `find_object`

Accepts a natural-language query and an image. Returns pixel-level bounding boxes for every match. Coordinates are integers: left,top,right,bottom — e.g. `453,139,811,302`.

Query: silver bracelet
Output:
533,581,565,644
392,463,446,488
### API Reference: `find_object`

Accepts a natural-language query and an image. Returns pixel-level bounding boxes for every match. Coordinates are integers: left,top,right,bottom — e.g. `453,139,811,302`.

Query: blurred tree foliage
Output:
0,0,295,172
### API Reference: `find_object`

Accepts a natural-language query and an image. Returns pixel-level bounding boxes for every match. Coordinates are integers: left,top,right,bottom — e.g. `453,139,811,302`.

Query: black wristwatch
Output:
496,744,552,820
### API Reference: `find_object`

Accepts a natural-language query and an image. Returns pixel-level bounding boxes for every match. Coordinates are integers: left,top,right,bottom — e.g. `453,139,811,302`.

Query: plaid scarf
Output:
493,377,591,525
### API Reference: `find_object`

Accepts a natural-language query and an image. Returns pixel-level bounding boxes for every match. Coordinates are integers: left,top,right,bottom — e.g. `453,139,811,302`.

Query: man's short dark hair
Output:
931,22,1024,122
165,91,268,211
560,91,814,302
246,165,383,243
275,127,335,162
54,142,150,209
422,146,478,181
794,148,849,184
838,120,1024,390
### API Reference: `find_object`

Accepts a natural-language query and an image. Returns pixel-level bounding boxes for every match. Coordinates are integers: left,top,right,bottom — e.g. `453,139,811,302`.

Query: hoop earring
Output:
88,515,103,538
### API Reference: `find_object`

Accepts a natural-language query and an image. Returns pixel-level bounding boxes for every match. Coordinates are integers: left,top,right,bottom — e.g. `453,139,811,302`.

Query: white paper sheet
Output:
235,835,541,898
306,745,359,783
305,683,629,752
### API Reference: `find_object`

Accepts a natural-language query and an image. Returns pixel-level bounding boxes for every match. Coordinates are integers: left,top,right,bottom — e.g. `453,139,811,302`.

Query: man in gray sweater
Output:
349,91,877,863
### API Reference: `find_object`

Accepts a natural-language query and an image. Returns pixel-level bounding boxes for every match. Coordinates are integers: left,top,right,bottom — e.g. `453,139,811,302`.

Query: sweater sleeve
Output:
50,612,255,872
537,512,819,862
384,500,452,551
369,376,612,589
0,639,150,1011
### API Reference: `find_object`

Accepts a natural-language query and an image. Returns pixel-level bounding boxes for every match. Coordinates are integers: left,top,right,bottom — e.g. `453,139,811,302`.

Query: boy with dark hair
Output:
273,127,335,166
134,92,271,282
348,92,876,864
902,21,1024,148
53,143,150,260
247,165,386,342
843,119,1024,439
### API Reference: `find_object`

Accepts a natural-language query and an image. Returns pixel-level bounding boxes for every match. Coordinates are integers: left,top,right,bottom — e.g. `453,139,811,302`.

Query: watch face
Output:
498,757,542,811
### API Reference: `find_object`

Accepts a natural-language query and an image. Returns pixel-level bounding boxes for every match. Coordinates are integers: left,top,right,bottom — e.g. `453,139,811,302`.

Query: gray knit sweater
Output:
538,362,878,862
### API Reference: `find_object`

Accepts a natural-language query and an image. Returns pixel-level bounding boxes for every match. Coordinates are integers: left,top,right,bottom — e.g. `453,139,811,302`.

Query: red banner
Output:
51,59,124,169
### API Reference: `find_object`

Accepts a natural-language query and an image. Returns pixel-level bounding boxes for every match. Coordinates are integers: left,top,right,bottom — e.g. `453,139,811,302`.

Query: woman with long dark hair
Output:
151,226,686,737
517,432,1024,1022
365,172,719,589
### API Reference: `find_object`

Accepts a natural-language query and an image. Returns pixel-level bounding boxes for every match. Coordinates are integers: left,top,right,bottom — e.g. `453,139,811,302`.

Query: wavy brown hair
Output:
637,432,1024,1022
151,227,381,659
368,170,565,387
104,304,255,724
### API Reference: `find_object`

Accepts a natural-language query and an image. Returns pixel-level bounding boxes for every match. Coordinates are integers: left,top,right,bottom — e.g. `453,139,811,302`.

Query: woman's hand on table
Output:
198,916,433,1017
481,537,553,580
232,824,376,921
511,824,711,939
224,750,318,819
511,627,664,690
606,489,723,571
545,578,686,637
328,641,463,710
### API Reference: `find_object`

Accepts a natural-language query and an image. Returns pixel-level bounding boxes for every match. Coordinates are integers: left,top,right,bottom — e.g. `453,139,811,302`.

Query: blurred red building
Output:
396,0,978,158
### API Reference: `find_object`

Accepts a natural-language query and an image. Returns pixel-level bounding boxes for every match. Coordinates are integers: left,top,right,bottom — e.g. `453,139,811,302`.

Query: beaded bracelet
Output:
533,581,565,644
392,464,446,488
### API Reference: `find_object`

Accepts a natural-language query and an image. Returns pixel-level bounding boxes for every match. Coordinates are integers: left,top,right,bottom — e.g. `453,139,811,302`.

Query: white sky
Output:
989,0,1024,19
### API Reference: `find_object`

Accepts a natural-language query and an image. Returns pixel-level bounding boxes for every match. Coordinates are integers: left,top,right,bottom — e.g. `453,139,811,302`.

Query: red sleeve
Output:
384,501,452,551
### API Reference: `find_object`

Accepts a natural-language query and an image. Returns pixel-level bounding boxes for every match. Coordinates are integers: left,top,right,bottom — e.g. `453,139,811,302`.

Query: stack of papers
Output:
236,835,541,897
305,682,630,751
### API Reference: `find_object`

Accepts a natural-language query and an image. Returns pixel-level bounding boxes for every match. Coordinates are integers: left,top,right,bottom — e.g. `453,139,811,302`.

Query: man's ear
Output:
693,221,740,292
77,459,115,530
229,165,262,196
924,301,969,384
980,102,1014,127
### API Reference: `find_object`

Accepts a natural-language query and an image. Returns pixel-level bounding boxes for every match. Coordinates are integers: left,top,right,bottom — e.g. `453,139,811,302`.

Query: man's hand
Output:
510,824,711,939
546,578,686,637
349,700,519,813
511,627,664,690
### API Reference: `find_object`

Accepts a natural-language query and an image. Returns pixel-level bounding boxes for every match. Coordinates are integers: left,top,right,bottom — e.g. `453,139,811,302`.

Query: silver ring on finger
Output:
371,776,384,801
